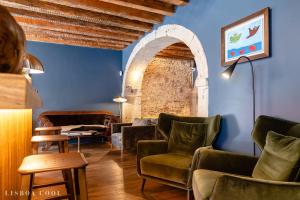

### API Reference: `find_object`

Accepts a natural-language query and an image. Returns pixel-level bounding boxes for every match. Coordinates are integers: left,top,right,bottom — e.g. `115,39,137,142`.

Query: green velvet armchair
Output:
192,115,300,200
137,113,221,199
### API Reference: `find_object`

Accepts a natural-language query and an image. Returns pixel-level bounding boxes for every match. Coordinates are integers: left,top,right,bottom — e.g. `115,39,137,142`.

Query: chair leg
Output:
187,189,192,200
141,179,146,191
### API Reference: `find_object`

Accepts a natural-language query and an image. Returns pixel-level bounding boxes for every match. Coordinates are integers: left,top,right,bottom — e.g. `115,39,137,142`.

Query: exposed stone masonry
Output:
141,57,194,117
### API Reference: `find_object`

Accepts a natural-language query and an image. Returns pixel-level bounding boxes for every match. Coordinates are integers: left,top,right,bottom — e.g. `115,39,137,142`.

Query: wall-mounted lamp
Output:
23,54,44,74
221,56,256,156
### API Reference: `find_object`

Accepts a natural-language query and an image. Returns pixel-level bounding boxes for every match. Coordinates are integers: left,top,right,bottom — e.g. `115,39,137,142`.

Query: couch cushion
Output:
168,121,207,155
193,169,231,200
132,118,152,126
140,153,192,185
252,131,300,181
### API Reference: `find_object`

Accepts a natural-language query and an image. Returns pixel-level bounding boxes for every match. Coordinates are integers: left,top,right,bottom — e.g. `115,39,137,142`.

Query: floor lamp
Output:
221,56,256,156
113,96,127,122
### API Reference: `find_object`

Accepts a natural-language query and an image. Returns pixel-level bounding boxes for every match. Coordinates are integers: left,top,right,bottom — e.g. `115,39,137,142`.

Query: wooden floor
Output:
32,143,187,200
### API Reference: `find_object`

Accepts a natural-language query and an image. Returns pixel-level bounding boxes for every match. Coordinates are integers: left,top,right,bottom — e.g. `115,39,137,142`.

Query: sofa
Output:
38,110,118,140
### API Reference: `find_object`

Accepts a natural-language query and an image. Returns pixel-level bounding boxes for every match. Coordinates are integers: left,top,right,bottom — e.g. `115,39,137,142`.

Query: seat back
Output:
252,115,300,182
252,115,300,150
156,113,221,146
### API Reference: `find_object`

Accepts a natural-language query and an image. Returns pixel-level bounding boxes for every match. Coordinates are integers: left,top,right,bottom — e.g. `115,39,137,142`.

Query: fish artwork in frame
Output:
221,7,270,66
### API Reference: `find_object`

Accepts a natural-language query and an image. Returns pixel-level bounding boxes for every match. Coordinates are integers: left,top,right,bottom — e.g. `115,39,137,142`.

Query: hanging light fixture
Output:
23,54,44,74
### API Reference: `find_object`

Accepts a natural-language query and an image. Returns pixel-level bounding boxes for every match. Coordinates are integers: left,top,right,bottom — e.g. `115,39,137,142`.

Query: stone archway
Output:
122,24,208,122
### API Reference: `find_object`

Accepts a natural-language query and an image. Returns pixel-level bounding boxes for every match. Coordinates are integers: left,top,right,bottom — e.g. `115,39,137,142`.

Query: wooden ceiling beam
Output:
156,47,194,60
98,0,175,16
162,49,193,56
156,54,194,60
26,34,125,50
165,42,191,51
8,7,143,37
159,0,189,6
1,0,153,32
22,27,131,46
158,52,194,59
166,46,190,51
15,16,138,42
40,0,164,24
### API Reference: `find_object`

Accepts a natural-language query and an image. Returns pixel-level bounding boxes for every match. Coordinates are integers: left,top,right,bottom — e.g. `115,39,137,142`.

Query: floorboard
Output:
31,143,187,200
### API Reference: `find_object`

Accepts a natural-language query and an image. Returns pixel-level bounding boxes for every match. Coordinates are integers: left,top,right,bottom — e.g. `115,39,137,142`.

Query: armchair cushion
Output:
168,121,207,155
140,153,193,185
252,131,300,181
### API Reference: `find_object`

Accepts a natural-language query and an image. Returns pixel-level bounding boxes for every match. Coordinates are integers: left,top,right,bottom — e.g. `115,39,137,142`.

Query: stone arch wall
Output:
122,24,208,122
141,57,195,117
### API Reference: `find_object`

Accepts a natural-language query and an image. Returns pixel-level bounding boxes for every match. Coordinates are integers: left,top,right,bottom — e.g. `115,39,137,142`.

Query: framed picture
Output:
221,7,270,66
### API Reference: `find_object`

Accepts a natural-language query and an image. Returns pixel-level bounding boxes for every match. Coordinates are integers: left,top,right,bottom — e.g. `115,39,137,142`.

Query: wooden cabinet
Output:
0,73,41,200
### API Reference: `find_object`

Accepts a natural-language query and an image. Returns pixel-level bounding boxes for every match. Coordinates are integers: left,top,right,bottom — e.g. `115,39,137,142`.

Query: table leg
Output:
74,168,80,196
78,167,88,200
19,174,34,200
58,141,63,153
62,169,76,200
64,141,69,153
77,136,80,152
32,143,38,154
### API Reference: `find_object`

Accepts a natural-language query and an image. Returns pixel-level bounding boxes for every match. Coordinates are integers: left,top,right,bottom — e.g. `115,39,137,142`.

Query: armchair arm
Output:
197,149,258,176
111,123,132,133
137,140,168,175
186,146,213,188
122,125,156,151
211,175,300,200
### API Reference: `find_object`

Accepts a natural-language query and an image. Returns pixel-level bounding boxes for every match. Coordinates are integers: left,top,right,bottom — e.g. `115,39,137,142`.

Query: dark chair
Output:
111,121,157,154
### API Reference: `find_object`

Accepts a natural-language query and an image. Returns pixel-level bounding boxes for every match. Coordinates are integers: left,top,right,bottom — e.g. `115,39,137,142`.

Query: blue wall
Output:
123,0,300,155
28,42,122,120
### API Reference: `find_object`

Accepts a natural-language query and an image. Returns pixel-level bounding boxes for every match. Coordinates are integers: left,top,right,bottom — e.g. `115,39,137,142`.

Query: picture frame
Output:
221,7,270,66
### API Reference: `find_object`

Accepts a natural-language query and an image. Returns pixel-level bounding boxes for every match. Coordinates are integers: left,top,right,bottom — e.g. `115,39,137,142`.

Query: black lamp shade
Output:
221,62,237,79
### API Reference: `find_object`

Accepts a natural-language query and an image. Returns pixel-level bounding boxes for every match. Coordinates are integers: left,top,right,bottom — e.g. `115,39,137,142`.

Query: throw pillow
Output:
168,120,208,155
132,118,151,126
252,131,300,181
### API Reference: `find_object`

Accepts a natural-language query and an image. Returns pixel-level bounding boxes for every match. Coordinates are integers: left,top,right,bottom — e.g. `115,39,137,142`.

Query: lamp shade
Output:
221,56,252,79
23,54,44,74
113,96,127,103
221,63,236,79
